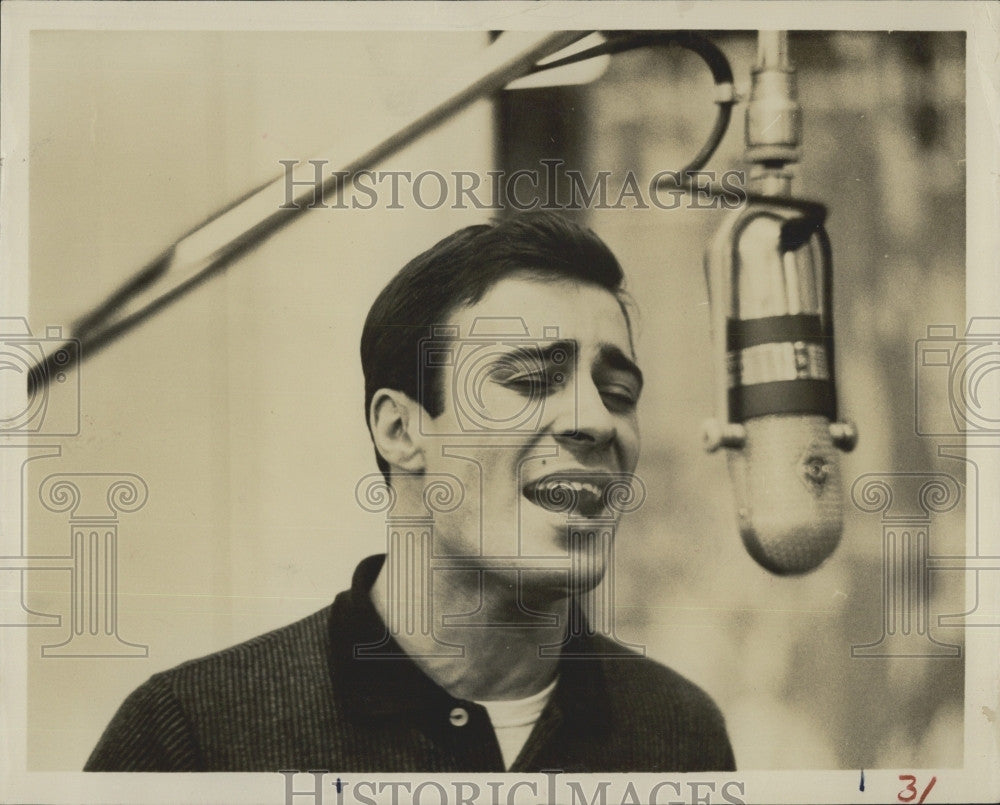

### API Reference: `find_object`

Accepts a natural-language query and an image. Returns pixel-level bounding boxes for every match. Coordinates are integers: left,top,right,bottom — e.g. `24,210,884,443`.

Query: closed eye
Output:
600,384,639,412
594,344,643,412
497,368,568,396
500,373,545,392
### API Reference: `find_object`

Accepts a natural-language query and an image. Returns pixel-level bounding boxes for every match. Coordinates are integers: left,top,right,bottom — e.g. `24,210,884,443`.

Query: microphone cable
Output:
525,31,737,177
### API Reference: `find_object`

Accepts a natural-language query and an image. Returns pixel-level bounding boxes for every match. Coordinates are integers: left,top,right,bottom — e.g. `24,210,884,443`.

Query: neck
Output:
370,557,566,701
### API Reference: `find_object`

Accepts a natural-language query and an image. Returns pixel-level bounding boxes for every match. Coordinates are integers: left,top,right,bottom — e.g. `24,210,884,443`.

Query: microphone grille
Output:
727,414,843,575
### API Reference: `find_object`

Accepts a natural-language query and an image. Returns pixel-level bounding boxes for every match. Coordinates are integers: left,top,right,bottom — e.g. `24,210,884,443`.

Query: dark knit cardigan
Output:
85,555,735,772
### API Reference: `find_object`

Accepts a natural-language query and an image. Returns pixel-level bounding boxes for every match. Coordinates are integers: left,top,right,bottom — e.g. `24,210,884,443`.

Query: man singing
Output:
86,211,735,772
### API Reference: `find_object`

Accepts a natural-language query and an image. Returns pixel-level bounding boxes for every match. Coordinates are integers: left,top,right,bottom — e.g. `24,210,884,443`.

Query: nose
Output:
551,376,617,450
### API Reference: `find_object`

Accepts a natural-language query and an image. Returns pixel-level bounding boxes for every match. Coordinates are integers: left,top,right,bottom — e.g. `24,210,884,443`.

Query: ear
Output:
369,389,426,474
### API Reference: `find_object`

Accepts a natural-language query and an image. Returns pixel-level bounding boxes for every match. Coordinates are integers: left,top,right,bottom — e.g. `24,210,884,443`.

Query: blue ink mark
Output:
335,778,343,793
860,769,865,792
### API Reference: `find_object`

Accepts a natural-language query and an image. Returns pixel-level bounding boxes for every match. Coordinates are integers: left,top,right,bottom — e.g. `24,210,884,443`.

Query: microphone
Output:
703,196,857,574
699,31,856,575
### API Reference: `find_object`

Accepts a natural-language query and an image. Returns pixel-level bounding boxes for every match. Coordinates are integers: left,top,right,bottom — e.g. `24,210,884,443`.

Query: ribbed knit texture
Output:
85,556,735,772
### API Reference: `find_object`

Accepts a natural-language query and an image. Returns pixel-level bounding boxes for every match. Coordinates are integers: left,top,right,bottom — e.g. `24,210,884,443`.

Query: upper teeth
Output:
538,480,603,497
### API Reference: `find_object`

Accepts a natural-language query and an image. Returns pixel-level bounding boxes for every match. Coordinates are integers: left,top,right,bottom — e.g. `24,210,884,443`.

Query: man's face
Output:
414,272,642,597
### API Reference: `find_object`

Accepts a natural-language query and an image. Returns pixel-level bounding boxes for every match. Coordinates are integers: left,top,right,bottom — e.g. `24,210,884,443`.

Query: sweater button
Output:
449,707,469,727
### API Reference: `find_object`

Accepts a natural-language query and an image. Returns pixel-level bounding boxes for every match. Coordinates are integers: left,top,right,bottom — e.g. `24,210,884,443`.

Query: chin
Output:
512,564,608,612
523,530,611,591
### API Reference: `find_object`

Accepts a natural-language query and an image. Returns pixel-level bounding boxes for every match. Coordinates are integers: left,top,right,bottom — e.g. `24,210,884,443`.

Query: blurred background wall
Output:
22,30,965,770
24,29,495,770
571,30,966,770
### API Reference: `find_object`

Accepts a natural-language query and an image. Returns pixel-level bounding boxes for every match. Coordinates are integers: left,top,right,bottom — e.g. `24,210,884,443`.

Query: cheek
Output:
442,449,521,508
619,417,641,468
476,385,536,430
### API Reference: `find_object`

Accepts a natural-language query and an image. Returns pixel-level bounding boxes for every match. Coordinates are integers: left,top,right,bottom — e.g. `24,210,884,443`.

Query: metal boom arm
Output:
27,31,586,394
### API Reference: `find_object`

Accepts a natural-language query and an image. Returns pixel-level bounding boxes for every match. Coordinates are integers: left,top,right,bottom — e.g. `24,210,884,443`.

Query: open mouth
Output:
522,473,612,518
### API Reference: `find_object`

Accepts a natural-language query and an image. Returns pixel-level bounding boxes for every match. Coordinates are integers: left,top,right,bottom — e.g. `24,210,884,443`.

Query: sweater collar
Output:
327,553,611,732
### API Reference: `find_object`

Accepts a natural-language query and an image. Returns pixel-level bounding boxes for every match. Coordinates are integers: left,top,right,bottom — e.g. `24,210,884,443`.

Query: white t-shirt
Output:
474,677,559,770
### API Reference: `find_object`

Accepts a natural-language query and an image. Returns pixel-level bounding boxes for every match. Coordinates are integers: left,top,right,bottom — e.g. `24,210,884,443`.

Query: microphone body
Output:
704,198,856,575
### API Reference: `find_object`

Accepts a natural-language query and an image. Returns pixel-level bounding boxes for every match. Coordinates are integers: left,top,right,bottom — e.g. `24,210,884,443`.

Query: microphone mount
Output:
702,30,858,456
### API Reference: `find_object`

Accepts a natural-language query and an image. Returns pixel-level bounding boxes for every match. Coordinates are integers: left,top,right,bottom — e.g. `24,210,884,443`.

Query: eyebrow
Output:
497,340,644,391
497,339,576,369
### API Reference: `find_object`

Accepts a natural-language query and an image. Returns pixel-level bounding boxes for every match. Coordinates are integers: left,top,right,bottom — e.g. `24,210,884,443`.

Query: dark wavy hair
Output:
361,210,629,481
